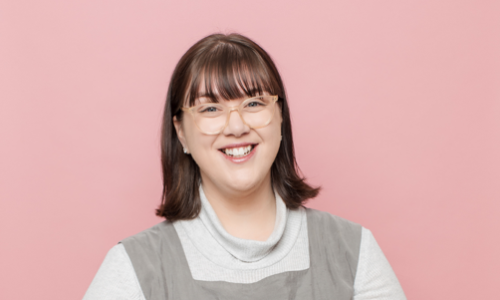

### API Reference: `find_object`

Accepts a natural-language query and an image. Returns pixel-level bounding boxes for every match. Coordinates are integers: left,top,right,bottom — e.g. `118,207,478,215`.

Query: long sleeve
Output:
82,244,145,300
353,228,407,300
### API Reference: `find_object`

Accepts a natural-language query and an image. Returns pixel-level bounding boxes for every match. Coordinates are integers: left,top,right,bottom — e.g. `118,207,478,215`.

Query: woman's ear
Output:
173,115,189,152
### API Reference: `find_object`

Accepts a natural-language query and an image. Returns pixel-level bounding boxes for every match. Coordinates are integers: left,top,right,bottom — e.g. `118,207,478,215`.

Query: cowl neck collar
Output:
197,185,287,262
175,184,304,270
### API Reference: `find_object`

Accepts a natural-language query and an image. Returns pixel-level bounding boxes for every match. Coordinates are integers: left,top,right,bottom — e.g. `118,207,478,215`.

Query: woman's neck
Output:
200,173,276,241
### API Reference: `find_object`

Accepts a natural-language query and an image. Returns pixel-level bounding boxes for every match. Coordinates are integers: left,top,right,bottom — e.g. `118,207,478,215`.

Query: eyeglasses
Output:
181,95,279,135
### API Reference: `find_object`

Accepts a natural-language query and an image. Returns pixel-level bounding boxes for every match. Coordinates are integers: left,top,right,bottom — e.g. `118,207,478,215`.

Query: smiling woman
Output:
161,34,319,224
83,33,407,300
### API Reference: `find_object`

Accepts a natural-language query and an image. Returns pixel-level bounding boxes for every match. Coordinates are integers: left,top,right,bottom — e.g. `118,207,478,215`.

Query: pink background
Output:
1,1,499,299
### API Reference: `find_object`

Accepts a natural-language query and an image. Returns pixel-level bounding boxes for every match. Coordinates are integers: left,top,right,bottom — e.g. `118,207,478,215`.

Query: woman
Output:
84,33,406,300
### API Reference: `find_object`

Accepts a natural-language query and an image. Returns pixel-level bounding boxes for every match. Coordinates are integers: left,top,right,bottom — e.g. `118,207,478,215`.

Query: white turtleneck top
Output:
83,186,406,299
172,186,310,283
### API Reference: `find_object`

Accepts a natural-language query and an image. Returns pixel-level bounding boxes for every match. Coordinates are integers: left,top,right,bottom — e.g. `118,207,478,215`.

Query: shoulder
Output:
118,221,179,296
120,220,177,253
119,221,177,269
354,229,407,299
304,206,362,237
304,207,365,286
304,207,363,257
121,221,172,245
83,244,146,300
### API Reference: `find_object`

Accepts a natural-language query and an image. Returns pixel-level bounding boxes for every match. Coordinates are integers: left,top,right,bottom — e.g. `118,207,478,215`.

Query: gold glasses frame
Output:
181,95,279,135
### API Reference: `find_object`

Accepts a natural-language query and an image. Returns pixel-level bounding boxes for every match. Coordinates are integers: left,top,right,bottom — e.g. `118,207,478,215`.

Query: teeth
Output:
223,145,253,158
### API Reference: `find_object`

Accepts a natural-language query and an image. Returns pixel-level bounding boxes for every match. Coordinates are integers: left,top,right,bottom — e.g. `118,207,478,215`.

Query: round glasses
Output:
181,95,279,135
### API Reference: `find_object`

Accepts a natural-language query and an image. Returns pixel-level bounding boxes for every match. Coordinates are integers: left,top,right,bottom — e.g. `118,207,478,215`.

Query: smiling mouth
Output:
219,145,256,158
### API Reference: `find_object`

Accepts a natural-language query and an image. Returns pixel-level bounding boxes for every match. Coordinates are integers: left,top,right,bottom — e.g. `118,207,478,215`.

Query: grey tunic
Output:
120,208,362,300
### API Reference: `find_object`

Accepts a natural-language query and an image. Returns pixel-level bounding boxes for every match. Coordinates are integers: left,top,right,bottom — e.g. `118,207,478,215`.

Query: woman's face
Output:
174,84,282,196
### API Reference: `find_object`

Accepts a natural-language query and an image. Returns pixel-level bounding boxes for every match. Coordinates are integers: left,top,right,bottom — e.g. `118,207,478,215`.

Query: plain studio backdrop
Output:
1,1,499,299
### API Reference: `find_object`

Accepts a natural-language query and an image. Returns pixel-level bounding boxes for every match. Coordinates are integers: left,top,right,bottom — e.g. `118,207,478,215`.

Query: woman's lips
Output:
219,144,257,163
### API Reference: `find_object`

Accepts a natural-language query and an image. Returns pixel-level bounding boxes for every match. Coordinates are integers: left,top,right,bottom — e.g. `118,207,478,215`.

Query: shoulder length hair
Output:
156,33,320,221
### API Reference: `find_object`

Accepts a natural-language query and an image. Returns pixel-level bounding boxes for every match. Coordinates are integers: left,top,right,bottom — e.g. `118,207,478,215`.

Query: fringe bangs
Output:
186,43,281,105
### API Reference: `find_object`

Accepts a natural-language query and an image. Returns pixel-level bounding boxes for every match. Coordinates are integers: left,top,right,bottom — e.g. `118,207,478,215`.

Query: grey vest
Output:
120,208,362,300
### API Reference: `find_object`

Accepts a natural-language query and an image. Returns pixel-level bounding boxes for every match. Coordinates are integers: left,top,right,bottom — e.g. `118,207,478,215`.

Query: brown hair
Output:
156,33,320,221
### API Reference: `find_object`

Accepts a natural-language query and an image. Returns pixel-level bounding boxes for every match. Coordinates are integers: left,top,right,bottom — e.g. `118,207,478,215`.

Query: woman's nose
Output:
222,109,250,137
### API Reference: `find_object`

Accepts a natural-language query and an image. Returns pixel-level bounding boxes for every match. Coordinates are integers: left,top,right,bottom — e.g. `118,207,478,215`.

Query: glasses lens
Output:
241,96,276,128
193,103,227,134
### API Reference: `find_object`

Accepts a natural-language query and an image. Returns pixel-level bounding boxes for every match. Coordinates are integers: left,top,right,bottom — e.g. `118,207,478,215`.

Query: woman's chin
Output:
221,175,262,195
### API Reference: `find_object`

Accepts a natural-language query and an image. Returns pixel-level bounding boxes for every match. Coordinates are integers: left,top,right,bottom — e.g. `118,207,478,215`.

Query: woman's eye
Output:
200,106,219,113
247,101,263,107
